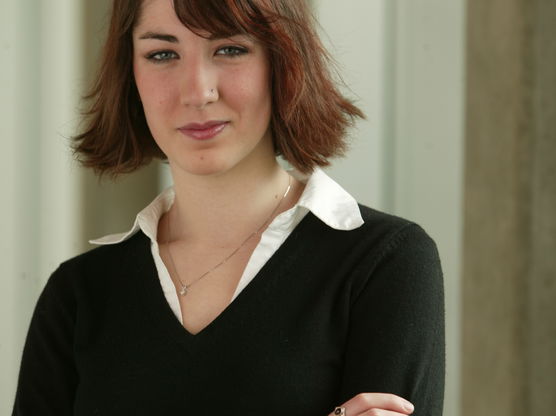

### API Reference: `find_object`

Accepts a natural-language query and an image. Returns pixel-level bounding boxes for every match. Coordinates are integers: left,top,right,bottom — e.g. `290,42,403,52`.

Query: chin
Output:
176,157,237,178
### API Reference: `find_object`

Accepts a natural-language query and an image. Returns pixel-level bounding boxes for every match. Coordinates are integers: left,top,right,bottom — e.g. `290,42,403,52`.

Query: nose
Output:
179,57,218,109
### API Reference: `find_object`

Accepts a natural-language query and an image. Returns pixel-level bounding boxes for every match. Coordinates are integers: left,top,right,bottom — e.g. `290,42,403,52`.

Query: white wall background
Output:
1,0,84,412
316,1,387,208
1,1,464,414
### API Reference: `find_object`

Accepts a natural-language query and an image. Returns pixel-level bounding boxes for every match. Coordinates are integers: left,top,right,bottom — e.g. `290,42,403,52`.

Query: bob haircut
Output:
74,0,364,176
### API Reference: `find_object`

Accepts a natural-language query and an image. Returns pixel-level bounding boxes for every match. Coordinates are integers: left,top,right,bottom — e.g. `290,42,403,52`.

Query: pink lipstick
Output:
178,121,229,141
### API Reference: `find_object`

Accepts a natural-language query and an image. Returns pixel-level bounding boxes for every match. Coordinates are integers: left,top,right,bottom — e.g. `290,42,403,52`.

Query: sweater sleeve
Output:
12,265,78,415
340,224,445,415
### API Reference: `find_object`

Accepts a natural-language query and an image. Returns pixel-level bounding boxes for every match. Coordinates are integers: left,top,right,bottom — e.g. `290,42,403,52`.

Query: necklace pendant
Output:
179,285,188,296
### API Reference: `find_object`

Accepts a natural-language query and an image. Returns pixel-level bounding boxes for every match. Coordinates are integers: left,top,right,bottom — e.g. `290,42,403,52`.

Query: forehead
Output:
134,0,179,29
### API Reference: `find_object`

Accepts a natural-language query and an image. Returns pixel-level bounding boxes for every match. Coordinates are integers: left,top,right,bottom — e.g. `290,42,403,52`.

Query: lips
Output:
178,120,229,141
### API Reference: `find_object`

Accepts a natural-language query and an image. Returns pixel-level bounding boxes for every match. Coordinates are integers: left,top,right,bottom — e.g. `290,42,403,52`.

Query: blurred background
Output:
1,1,554,415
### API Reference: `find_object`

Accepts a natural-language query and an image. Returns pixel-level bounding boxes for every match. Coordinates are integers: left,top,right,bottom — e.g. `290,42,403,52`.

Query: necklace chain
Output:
165,175,292,297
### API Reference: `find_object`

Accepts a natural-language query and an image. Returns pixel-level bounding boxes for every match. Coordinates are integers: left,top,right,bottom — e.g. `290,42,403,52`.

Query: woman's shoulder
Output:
298,203,440,278
348,204,438,253
46,232,151,294
327,204,442,287
352,204,442,284
321,205,444,311
63,231,148,269
357,204,414,231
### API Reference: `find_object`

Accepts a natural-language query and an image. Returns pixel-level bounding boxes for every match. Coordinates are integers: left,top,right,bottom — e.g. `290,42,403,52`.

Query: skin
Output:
333,393,415,416
132,1,414,414
133,0,275,179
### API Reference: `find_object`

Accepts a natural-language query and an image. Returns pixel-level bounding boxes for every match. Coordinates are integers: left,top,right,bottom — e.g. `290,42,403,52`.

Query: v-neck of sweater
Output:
133,211,316,343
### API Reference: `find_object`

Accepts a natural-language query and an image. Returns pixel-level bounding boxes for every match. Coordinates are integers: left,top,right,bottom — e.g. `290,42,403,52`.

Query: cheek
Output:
229,65,272,118
134,67,176,110
133,73,178,146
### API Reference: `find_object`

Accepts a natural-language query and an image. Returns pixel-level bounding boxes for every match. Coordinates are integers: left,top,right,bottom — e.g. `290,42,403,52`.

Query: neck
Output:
166,160,291,245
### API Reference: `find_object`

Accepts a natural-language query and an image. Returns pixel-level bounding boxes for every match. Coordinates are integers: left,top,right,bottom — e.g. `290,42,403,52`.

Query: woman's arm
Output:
12,266,78,415
337,224,445,416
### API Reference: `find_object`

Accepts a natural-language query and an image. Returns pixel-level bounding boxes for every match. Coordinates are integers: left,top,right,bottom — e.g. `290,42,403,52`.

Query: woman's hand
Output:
328,393,415,416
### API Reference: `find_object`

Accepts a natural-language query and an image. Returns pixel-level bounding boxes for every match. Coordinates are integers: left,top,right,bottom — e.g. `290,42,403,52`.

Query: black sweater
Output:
13,206,445,415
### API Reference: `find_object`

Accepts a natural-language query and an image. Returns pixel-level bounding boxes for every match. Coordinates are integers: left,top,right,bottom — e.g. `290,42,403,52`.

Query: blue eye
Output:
146,50,179,62
215,46,248,57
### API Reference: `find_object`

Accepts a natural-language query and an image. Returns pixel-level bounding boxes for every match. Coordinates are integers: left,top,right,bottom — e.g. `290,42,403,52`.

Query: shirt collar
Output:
90,167,364,246
293,167,363,231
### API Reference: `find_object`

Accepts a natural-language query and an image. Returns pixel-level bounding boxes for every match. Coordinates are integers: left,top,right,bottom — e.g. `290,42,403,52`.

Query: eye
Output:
215,45,248,57
146,50,179,62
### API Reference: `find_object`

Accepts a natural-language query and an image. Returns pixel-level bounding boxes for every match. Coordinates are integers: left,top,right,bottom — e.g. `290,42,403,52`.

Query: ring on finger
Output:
334,407,346,416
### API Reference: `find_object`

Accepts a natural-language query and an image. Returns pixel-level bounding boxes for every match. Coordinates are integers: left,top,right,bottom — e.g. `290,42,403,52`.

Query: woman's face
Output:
132,0,274,178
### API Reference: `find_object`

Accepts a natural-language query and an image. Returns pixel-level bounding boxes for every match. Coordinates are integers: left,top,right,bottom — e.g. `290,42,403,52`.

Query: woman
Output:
13,0,444,415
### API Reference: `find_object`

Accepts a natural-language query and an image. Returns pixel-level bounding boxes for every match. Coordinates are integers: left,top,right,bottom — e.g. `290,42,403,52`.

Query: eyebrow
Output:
138,32,179,43
138,30,245,43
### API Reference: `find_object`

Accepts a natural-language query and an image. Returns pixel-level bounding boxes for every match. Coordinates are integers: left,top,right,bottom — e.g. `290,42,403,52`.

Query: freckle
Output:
199,156,205,160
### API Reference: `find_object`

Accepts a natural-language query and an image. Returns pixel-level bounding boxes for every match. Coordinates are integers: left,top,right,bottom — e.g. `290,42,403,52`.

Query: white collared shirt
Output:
91,168,364,323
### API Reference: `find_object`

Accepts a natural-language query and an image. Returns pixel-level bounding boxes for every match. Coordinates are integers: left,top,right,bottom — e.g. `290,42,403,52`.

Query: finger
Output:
328,409,409,416
328,407,412,416
360,410,412,416
337,393,414,415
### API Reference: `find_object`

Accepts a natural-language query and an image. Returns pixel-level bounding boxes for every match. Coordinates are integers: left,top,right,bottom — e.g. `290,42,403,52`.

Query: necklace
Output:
165,175,292,297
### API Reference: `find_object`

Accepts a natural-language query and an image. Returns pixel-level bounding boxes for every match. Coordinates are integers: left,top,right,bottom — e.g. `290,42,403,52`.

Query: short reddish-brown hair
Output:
74,0,364,176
